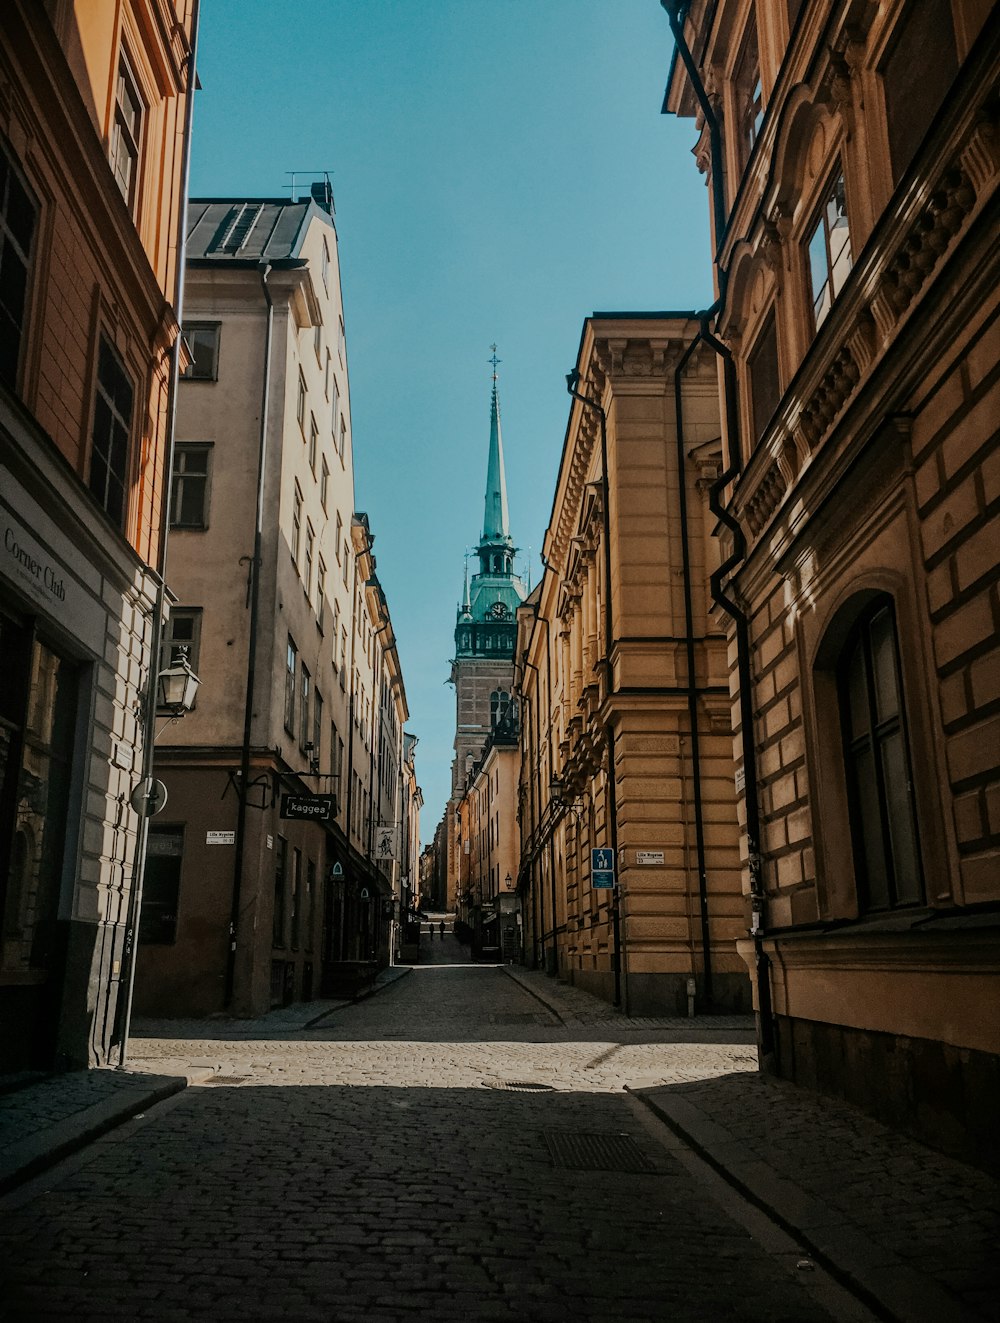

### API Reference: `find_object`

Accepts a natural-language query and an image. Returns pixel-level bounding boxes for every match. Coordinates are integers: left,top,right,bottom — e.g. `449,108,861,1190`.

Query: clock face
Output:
489,601,509,621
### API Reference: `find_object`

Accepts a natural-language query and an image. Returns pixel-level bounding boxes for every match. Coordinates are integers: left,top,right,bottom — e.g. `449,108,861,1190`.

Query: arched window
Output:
838,597,922,911
490,690,510,728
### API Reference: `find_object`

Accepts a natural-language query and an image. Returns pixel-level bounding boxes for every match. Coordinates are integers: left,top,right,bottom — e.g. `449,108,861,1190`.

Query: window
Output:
343,542,350,585
304,521,315,597
320,457,330,512
882,4,957,183
305,858,316,951
110,55,143,210
160,607,202,680
733,14,763,169
313,323,322,362
324,348,331,400
284,637,297,733
839,598,922,912
290,847,302,949
272,836,287,946
300,664,311,750
321,239,330,292
90,337,134,528
317,557,327,632
0,143,37,392
332,601,340,656
807,173,853,330
313,688,323,763
183,323,220,380
338,315,346,363
339,417,347,459
297,370,306,432
331,376,339,433
170,444,211,527
747,311,781,447
140,827,183,945
309,415,318,474
291,483,303,567
335,513,343,559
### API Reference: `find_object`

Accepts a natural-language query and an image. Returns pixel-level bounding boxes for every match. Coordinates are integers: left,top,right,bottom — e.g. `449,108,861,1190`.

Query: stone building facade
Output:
666,0,999,1166
134,193,409,1016
0,0,195,1067
515,315,747,1014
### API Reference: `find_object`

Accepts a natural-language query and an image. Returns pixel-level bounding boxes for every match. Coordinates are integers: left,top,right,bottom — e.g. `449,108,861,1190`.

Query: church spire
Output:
459,556,472,621
482,345,511,545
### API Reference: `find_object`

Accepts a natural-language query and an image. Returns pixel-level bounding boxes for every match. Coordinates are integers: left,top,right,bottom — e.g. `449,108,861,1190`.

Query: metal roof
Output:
186,196,333,262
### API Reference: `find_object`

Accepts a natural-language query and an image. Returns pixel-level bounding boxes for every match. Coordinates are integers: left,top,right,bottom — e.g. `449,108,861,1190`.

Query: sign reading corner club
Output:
591,847,615,890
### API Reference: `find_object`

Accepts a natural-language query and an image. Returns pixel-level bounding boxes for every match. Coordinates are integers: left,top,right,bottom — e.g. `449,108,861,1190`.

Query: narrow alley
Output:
3,947,995,1322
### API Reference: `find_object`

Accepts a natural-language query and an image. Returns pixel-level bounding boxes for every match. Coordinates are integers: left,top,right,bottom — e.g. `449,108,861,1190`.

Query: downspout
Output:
565,374,623,1008
344,551,359,955
118,0,200,1064
224,259,273,1008
673,328,714,1007
661,2,775,1061
519,654,545,969
532,606,560,975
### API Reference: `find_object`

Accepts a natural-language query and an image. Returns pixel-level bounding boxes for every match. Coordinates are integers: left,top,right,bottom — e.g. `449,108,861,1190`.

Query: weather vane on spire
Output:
489,343,501,384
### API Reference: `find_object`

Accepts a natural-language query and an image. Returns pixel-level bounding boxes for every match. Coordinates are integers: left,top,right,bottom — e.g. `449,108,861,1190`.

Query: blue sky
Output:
188,0,713,840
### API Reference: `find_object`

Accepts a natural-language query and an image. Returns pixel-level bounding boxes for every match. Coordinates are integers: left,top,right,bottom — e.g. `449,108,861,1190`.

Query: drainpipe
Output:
565,373,623,1009
518,654,545,969
118,0,200,1065
661,2,775,1062
673,328,714,1008
224,260,273,1008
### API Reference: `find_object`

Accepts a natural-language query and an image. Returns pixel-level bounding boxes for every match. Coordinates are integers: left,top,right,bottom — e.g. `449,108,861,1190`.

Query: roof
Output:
186,196,334,263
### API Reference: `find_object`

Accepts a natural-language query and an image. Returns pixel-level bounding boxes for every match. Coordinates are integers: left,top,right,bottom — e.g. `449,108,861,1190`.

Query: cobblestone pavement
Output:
0,947,854,1323
0,943,992,1322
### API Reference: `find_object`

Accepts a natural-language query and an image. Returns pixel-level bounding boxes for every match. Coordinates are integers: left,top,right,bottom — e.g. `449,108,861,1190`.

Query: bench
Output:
320,960,379,1000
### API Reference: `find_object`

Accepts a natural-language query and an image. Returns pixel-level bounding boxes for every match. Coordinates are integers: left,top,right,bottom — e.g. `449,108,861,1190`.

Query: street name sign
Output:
591,846,615,890
636,850,665,865
280,794,335,822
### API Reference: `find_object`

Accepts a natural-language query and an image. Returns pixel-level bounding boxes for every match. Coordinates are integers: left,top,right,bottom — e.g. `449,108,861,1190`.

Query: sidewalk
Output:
503,965,1000,1323
0,965,411,1195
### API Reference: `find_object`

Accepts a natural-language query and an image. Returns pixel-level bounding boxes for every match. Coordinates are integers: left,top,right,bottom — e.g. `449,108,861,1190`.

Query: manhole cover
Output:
204,1075,251,1085
486,1080,555,1092
543,1131,655,1172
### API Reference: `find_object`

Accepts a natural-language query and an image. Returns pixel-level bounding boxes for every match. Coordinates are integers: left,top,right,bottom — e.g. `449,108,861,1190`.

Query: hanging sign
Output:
280,793,335,821
375,825,398,860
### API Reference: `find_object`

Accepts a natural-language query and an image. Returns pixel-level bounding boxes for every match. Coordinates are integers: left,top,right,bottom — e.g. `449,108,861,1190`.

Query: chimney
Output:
311,178,335,215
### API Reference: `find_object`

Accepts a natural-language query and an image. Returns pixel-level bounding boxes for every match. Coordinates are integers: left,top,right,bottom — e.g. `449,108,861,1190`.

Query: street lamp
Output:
156,646,201,716
504,872,514,891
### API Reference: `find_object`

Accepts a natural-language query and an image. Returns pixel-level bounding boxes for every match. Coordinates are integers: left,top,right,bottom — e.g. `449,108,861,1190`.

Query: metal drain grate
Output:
487,1080,555,1092
543,1131,655,1173
204,1075,251,1085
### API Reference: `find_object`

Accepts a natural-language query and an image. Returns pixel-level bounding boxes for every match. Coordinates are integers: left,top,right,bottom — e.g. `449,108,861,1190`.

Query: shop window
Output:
183,324,220,380
170,444,211,528
747,310,780,448
140,827,183,944
882,3,958,183
807,173,853,330
838,597,922,912
272,836,287,947
0,143,37,392
110,54,143,211
89,337,134,528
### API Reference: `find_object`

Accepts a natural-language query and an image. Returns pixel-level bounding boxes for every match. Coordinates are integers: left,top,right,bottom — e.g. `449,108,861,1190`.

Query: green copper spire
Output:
482,348,511,545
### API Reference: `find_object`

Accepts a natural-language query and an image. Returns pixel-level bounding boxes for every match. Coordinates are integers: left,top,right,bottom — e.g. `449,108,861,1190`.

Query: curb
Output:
628,1087,970,1323
0,1069,211,1197
501,966,568,1025
302,965,412,1028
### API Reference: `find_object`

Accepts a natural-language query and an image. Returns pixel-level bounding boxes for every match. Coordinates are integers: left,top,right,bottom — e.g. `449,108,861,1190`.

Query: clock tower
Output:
449,358,526,806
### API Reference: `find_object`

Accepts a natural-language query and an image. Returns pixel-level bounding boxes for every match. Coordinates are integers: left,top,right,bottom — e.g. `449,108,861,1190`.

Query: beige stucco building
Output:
515,315,747,1015
666,0,999,1167
0,0,195,1068
134,191,409,1016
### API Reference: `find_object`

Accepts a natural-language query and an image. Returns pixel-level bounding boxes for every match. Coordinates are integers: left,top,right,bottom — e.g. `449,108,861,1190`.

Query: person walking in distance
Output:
439,920,445,939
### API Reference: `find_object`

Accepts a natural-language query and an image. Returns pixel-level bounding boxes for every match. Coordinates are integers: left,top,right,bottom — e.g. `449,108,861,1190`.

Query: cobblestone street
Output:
0,939,992,1321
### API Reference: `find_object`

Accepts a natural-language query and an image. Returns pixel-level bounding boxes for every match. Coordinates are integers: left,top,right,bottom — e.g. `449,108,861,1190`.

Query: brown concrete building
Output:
0,0,196,1068
665,0,999,1166
134,193,407,1016
515,315,747,1014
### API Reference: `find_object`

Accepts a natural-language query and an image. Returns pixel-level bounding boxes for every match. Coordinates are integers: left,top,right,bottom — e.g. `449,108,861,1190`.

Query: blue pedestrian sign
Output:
591,847,615,890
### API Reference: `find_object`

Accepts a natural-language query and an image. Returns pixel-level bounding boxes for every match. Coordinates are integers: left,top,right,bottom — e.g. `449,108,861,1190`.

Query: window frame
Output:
89,335,135,530
182,323,221,381
159,606,202,681
110,52,144,212
169,442,212,529
0,140,38,394
291,482,303,569
284,636,297,734
746,307,782,451
805,168,853,333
